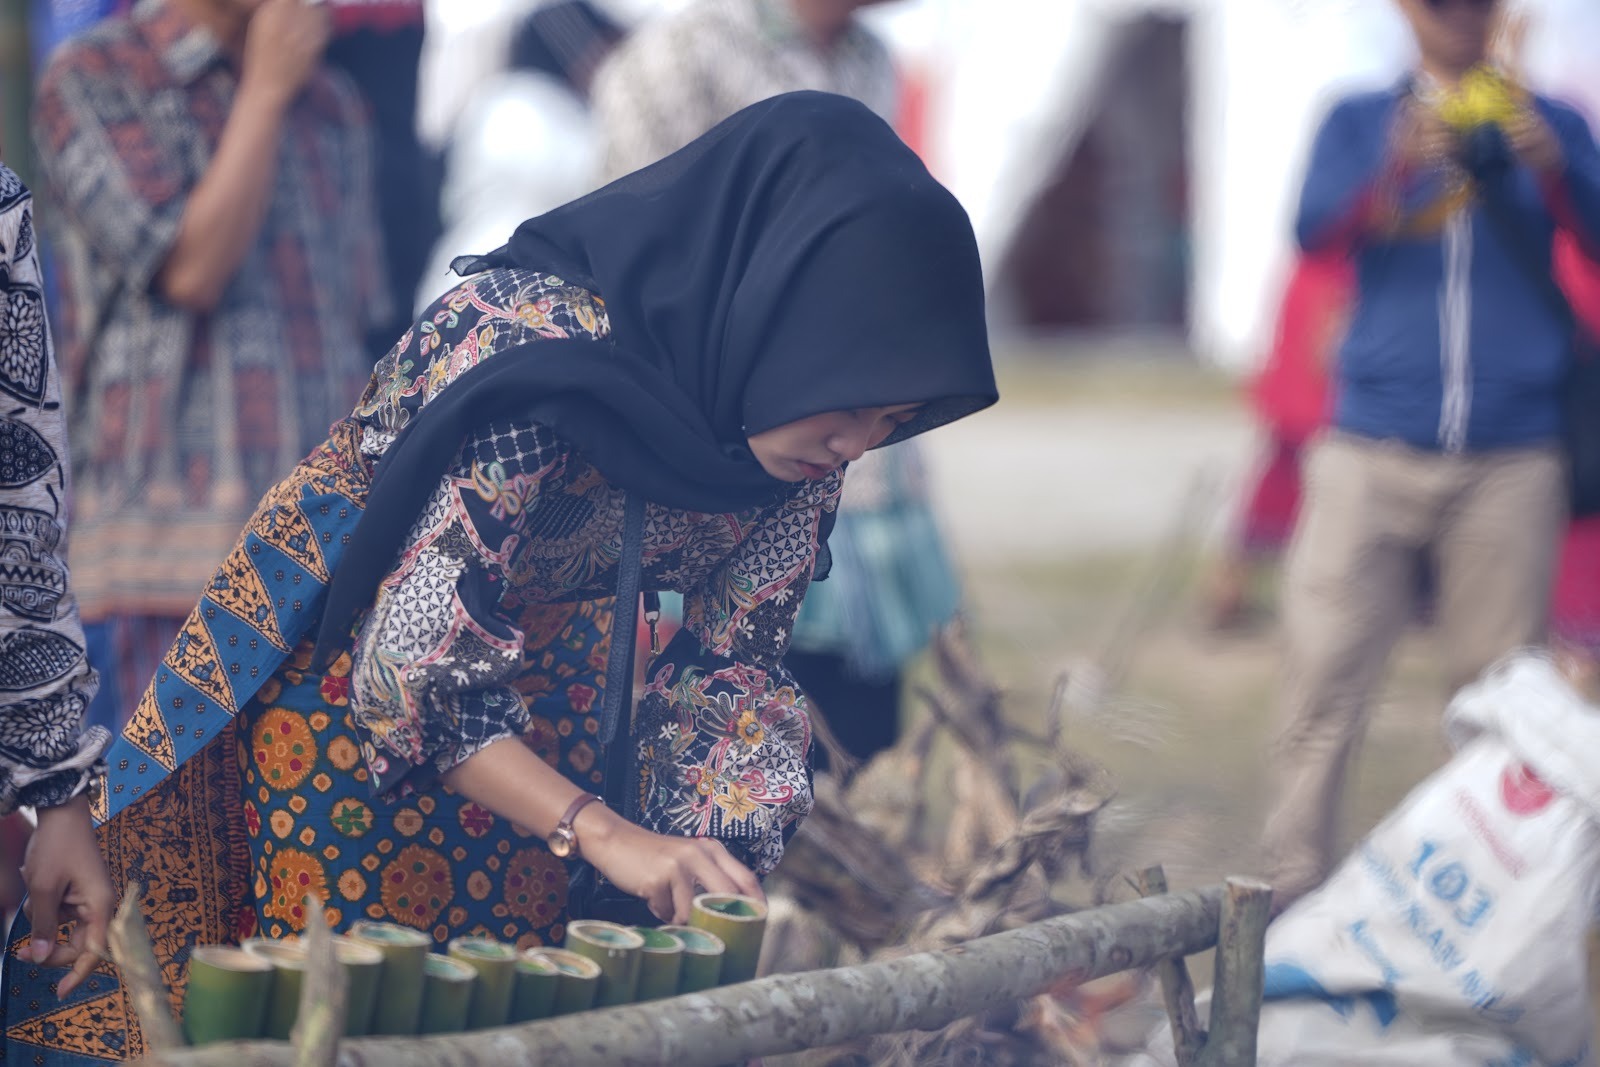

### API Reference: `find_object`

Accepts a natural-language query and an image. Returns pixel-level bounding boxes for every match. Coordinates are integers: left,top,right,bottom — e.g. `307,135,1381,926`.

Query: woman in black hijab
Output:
62,92,996,993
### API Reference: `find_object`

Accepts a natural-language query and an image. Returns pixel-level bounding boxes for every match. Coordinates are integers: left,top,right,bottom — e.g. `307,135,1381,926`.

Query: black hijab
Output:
316,91,997,658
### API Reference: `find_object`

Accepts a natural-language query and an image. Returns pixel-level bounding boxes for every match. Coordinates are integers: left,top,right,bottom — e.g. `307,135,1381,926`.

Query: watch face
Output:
548,827,576,858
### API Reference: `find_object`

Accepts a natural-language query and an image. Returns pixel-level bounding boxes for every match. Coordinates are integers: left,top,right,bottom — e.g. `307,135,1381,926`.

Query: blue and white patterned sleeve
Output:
0,166,107,814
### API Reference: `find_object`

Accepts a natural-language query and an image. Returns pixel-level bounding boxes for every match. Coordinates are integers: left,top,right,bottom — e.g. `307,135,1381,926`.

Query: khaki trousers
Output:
1261,432,1566,905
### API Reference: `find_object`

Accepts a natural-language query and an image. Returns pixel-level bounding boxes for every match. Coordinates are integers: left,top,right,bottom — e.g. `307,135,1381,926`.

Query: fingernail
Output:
29,939,50,962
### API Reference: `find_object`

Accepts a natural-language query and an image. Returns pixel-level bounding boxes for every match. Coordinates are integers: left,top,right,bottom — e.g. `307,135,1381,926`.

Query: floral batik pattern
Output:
239,636,604,948
348,269,839,871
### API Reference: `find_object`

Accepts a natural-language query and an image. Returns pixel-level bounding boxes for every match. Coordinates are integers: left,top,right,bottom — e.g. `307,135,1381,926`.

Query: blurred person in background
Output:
323,0,441,361
415,0,624,315
1205,251,1351,631
590,0,964,768
0,158,114,1003
1262,0,1600,911
31,0,391,730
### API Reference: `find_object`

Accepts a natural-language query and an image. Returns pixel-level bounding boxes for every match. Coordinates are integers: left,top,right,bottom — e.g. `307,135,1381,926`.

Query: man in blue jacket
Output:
1262,0,1600,910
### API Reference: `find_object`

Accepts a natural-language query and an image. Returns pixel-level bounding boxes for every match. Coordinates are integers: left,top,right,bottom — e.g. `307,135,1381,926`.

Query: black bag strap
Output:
597,492,645,748
596,493,648,825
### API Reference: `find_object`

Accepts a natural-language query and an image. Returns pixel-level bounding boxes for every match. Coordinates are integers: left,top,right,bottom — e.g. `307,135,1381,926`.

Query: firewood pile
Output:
761,621,1137,1066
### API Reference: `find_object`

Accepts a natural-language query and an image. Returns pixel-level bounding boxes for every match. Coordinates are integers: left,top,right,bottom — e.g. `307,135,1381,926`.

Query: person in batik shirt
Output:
0,164,113,1002
31,0,390,730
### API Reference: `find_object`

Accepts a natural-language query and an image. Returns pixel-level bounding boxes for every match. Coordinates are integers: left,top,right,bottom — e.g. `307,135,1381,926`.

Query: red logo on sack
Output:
1500,762,1556,816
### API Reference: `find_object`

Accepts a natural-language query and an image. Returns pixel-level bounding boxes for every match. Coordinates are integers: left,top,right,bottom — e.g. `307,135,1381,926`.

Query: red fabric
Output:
1249,253,1354,444
1553,517,1600,653
1238,438,1307,556
330,0,424,35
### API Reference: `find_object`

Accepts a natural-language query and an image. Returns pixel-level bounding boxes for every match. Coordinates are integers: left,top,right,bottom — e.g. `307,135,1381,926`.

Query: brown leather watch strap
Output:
556,793,604,834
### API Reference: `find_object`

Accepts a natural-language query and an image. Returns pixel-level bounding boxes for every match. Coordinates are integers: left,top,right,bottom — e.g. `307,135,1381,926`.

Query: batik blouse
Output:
345,267,838,874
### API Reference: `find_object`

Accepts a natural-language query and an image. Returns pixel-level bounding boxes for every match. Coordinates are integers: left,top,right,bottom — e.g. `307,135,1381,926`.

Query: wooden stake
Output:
106,882,186,1053
1135,866,1205,1067
1197,877,1272,1067
291,897,347,1067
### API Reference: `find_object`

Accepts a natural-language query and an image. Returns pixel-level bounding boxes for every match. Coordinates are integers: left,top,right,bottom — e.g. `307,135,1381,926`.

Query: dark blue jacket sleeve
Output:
1541,100,1600,260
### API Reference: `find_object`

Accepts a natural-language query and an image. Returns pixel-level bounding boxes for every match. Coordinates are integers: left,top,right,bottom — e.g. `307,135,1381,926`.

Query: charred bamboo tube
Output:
631,928,684,1002
510,951,561,1022
418,953,477,1035
447,938,517,1029
182,946,274,1045
347,921,430,1036
563,921,643,1006
656,925,725,993
689,894,767,984
532,948,602,1015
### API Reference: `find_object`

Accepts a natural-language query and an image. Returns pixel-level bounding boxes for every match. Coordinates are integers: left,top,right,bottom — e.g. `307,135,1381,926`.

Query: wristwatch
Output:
547,793,604,859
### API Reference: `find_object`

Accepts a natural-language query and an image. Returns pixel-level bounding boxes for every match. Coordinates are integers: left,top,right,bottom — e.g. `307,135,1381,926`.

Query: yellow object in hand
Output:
1436,66,1525,130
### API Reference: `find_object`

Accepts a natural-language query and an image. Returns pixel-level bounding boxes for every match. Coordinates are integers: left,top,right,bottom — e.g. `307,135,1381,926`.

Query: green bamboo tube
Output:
331,936,384,1037
347,921,430,1036
182,945,274,1045
240,939,307,1042
688,894,767,984
656,925,725,993
510,951,561,1023
563,920,644,1007
418,953,478,1034
447,937,517,1029
533,948,602,1015
631,927,685,1002
242,937,384,1040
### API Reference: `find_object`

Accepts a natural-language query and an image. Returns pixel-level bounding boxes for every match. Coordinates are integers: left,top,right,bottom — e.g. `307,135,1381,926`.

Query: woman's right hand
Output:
576,805,763,924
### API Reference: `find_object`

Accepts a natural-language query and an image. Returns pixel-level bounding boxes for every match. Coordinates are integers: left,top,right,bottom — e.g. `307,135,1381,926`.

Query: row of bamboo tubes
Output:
181,894,768,1045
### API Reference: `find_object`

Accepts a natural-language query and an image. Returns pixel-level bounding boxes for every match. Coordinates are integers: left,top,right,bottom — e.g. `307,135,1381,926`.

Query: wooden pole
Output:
106,882,186,1053
1136,866,1205,1067
1196,877,1271,1067
130,884,1224,1067
291,897,347,1067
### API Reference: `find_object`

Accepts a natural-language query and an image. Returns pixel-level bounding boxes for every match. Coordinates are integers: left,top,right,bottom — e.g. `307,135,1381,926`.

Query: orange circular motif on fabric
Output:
327,736,361,772
380,844,453,930
467,871,492,901
269,810,295,839
428,827,446,847
298,827,317,848
330,798,374,838
417,795,436,816
502,847,566,926
394,808,424,838
288,795,308,815
458,803,494,838
308,711,331,731
339,869,367,901
254,709,318,791
311,773,333,793
265,849,329,931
